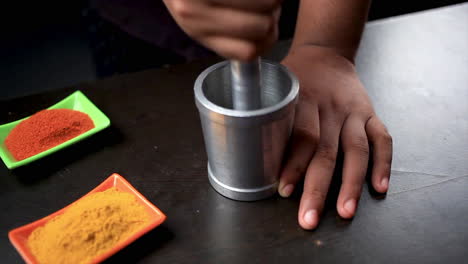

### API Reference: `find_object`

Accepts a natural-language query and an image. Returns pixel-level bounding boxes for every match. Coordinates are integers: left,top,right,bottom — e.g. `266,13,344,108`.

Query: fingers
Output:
278,101,319,198
298,116,342,230
201,36,275,61
365,116,393,193
164,0,279,60
208,0,282,13
199,8,276,41
337,116,369,219
201,37,256,60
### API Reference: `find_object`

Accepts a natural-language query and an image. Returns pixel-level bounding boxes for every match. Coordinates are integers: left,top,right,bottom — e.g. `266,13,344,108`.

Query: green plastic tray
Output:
0,91,111,169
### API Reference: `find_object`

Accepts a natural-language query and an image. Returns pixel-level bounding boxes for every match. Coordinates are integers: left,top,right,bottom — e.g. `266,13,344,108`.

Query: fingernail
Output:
280,184,294,197
304,209,318,227
344,199,356,214
381,177,389,191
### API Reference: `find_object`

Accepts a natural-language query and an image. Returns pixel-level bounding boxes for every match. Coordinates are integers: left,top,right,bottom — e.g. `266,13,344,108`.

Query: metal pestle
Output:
230,58,262,110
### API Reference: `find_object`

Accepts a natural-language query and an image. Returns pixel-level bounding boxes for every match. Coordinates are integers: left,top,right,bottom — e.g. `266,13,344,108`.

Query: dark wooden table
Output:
1,4,467,263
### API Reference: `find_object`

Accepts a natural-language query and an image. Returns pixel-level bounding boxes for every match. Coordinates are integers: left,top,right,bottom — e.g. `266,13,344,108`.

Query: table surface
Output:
1,4,468,264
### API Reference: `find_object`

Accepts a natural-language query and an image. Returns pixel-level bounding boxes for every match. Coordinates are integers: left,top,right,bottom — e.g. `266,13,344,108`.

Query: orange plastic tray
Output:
8,173,167,264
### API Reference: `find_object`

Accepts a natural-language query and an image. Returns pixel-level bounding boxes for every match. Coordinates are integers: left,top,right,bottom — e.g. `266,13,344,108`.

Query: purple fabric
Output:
91,0,211,60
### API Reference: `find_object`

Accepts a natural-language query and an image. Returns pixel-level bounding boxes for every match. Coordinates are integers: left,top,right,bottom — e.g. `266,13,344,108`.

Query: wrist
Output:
281,44,359,82
282,44,357,67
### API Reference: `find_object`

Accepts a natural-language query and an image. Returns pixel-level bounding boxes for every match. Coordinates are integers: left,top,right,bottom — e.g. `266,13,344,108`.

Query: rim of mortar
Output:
194,59,299,118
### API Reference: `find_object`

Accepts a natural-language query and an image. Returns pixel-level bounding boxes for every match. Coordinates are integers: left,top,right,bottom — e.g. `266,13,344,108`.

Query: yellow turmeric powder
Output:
27,187,150,264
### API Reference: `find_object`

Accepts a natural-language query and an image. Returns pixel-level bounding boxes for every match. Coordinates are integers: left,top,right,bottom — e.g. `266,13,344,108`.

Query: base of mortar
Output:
207,163,278,201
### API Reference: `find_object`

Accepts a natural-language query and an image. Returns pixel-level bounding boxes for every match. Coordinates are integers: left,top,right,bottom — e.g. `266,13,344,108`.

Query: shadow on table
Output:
104,225,174,263
9,125,125,185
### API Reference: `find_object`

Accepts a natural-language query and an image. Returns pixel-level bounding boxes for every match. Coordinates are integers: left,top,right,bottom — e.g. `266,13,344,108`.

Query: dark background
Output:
0,0,466,100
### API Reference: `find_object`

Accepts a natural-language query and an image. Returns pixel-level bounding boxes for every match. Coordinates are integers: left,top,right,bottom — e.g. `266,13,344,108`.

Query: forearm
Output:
290,0,371,61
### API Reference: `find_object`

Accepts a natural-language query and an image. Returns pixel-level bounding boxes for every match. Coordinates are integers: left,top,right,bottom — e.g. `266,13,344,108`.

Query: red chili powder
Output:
5,109,95,161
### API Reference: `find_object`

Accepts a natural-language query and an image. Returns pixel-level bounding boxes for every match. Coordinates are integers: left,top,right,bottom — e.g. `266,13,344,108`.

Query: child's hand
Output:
163,0,282,60
280,45,393,230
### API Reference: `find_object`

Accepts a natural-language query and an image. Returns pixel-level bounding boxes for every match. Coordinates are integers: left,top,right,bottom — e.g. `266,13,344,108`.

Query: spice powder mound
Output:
27,187,151,264
5,109,95,161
